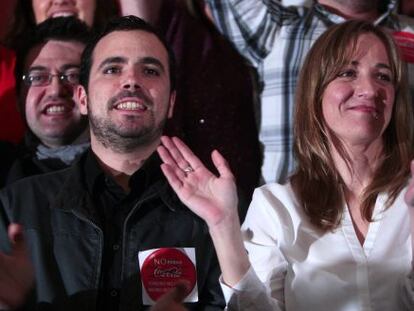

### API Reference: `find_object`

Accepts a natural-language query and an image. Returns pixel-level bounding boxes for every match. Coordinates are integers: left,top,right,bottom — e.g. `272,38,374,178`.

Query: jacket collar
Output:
52,149,184,219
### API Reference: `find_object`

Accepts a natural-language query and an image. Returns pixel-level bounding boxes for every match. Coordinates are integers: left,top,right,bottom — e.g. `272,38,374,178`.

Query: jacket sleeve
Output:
205,0,301,67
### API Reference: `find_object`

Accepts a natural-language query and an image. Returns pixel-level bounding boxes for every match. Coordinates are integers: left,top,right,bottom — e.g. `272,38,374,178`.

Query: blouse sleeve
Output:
220,185,295,310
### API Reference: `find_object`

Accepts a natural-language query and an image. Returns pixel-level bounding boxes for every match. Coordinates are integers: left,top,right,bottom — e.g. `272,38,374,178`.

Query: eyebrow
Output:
350,60,391,70
27,65,48,72
375,63,392,70
61,64,80,71
97,56,127,71
97,56,166,73
140,56,166,73
27,64,80,72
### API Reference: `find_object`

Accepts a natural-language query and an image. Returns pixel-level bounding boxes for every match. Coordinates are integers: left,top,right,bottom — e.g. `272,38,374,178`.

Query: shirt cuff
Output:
219,266,265,303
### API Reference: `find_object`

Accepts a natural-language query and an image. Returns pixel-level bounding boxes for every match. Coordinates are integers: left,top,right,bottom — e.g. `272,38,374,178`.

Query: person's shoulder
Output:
0,164,76,200
248,182,304,224
253,182,298,205
241,183,298,243
0,164,84,225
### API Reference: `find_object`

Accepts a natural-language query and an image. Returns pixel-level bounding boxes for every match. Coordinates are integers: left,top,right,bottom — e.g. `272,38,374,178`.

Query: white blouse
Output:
221,183,414,310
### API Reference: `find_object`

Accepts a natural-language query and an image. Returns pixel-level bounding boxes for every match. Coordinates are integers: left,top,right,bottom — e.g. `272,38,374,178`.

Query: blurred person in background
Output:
0,0,118,145
5,17,91,185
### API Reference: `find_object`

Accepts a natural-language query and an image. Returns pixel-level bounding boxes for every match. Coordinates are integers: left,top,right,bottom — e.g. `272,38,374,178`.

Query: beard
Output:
89,112,166,153
88,90,167,153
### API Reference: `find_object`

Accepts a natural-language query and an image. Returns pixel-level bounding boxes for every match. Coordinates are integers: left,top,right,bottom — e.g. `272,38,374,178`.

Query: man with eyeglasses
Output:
4,17,91,185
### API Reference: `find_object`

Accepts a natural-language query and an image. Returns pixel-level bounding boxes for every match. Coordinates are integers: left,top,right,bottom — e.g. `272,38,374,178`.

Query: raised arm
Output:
159,136,290,310
204,0,301,66
157,136,250,286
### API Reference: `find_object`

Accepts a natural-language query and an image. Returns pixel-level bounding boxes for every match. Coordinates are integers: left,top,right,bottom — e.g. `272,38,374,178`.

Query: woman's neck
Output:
331,140,384,246
331,139,383,197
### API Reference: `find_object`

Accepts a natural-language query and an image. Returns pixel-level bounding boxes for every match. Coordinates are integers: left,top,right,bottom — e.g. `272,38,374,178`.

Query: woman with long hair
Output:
158,20,414,310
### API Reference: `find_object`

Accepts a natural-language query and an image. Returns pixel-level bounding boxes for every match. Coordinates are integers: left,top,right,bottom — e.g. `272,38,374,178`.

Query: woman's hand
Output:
157,136,238,228
158,136,250,286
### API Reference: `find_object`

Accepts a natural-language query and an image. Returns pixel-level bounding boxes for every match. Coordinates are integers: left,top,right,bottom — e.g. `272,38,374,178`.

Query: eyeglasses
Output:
22,71,80,87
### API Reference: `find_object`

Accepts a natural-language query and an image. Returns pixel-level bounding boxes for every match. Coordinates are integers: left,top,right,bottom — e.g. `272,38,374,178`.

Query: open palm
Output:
157,136,238,227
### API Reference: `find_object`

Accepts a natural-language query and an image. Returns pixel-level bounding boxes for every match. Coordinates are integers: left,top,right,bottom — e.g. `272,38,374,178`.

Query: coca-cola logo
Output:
140,248,197,301
153,266,182,278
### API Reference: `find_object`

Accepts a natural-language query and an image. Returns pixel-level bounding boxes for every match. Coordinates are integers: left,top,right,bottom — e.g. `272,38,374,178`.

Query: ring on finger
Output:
183,166,194,173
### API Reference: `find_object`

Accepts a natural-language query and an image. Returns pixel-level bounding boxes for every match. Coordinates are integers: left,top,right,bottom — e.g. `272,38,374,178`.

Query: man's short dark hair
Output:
14,17,92,94
79,15,176,92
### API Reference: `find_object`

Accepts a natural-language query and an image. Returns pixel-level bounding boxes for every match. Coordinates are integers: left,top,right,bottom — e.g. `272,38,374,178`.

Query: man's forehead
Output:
92,30,168,65
25,40,84,70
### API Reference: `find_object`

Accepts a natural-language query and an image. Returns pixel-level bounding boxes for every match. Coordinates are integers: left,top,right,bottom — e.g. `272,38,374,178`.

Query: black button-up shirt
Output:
84,151,149,310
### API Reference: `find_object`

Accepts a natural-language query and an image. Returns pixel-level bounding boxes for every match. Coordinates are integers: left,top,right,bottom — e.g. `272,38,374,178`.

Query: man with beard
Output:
0,16,225,310
5,17,91,186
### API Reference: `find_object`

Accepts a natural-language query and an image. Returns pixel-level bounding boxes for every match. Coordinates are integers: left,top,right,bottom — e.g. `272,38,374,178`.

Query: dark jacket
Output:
0,140,16,188
0,152,225,310
5,133,88,185
6,152,69,185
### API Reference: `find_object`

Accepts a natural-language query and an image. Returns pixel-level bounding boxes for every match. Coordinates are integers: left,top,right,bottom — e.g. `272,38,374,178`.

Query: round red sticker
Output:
141,248,197,301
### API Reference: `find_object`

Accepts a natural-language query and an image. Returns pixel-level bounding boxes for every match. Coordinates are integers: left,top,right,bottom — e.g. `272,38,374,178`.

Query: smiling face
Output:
321,33,395,147
22,40,87,147
32,0,96,26
78,30,175,153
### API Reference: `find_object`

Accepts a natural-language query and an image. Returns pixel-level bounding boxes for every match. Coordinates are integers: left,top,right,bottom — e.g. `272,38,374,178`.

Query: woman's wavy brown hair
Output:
291,20,414,231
